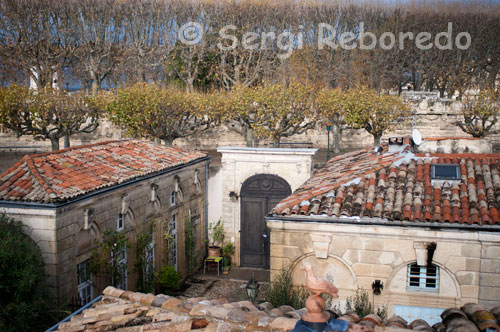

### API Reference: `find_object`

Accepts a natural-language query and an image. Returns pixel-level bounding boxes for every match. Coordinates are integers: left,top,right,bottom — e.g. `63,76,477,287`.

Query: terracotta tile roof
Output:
272,146,500,226
0,140,206,203
55,286,500,331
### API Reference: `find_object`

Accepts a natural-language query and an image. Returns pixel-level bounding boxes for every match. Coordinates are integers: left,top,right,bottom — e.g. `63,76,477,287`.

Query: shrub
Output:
266,265,309,309
157,265,182,294
0,214,62,331
332,287,387,322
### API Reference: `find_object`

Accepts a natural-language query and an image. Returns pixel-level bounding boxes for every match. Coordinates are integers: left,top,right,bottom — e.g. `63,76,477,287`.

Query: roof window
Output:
431,164,460,180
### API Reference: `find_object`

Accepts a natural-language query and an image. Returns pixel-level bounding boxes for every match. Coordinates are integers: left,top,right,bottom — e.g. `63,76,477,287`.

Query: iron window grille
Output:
408,263,439,292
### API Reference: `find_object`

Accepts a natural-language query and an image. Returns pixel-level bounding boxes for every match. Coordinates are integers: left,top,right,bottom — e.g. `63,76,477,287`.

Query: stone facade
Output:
0,159,208,305
215,147,316,266
266,218,500,315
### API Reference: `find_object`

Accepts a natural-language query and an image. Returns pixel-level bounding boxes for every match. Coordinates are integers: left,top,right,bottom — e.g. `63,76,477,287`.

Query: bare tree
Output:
73,0,124,94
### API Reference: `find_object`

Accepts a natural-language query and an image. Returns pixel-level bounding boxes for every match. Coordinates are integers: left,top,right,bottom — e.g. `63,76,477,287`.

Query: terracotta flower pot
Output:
208,246,221,257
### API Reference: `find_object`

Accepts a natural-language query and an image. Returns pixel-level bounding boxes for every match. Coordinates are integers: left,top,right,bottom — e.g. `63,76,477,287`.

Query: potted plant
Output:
208,219,224,257
222,242,234,274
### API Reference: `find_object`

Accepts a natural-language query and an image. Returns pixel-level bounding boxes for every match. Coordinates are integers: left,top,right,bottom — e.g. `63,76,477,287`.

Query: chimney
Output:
388,136,405,153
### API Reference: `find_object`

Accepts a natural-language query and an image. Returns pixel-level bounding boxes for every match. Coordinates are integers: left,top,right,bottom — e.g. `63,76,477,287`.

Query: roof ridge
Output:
27,139,122,160
24,154,57,200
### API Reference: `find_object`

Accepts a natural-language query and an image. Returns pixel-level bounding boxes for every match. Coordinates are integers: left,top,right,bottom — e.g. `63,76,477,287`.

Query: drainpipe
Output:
205,161,209,257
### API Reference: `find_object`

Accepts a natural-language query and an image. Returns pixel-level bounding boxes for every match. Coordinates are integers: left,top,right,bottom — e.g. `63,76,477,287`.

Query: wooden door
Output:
240,174,291,268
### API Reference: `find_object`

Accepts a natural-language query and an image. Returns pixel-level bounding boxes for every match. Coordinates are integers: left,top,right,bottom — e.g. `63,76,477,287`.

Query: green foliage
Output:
457,89,500,137
184,216,199,275
266,265,309,309
332,287,387,322
222,242,234,268
226,81,317,146
341,87,410,145
0,85,107,150
89,230,130,289
344,287,373,318
208,218,224,247
134,224,155,293
0,214,63,331
107,83,217,145
157,265,182,294
222,242,234,257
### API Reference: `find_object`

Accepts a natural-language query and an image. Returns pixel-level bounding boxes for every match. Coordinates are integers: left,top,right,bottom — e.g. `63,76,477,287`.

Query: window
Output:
408,263,439,291
145,235,154,281
113,248,128,290
168,213,178,270
77,260,92,306
431,164,460,180
117,213,124,231
170,191,176,206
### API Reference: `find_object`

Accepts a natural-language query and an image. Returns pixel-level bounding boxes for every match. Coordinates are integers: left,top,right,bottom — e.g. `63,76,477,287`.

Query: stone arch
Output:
146,196,162,219
386,260,461,299
74,220,102,258
239,174,291,268
290,253,358,291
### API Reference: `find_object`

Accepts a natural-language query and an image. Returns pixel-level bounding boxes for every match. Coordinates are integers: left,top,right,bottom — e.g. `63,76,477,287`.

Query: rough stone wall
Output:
267,219,500,315
1,160,208,304
3,95,500,153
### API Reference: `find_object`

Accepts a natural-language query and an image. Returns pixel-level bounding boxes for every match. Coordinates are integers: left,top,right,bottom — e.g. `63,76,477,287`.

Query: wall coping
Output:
217,146,318,156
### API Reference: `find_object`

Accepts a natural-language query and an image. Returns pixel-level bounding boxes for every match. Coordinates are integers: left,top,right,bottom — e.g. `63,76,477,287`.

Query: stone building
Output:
213,147,317,268
0,140,209,306
268,138,500,323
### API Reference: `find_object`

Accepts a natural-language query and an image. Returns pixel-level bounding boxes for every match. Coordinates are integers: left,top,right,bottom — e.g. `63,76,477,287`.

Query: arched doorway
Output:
240,174,291,268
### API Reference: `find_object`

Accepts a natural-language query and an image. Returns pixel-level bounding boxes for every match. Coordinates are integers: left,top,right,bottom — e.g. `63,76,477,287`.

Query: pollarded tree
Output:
456,89,499,138
342,87,410,146
0,85,106,150
315,87,347,154
107,83,217,145
0,214,59,331
226,81,317,147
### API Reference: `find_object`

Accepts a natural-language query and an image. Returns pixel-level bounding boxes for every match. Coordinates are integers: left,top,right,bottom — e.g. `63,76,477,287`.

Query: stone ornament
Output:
295,262,374,332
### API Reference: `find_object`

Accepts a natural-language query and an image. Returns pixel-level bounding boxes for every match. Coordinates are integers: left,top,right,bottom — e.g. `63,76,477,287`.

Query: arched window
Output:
170,191,176,206
408,263,439,292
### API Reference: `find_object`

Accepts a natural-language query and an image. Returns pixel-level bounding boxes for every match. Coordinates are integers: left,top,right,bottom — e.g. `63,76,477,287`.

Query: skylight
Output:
431,164,460,180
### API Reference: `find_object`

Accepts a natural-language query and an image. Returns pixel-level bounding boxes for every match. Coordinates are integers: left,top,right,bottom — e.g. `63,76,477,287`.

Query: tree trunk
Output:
50,137,60,151
272,138,280,148
64,135,70,148
245,127,254,147
91,79,99,95
163,137,175,146
332,122,341,154
374,135,381,146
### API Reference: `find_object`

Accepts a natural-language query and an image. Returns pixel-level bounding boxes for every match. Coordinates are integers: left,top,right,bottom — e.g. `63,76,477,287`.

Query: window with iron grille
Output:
117,213,124,231
170,191,176,206
169,213,178,270
77,260,92,306
408,263,439,292
113,248,128,290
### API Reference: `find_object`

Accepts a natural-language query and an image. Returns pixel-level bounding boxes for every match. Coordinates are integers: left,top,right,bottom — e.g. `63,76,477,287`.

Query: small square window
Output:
117,213,124,231
431,164,460,180
408,263,439,292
